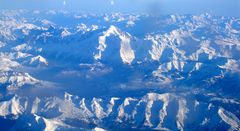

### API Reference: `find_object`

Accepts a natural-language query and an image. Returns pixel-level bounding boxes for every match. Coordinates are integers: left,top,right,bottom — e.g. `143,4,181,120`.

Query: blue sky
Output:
0,0,239,16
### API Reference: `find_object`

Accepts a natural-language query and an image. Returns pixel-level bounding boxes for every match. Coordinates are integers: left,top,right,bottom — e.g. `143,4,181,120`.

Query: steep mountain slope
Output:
1,92,240,130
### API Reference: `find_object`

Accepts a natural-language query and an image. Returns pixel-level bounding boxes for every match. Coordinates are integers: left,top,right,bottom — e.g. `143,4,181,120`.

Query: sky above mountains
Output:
0,0,239,17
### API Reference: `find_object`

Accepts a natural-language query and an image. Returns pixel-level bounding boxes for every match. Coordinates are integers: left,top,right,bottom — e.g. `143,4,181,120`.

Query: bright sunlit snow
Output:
0,0,240,131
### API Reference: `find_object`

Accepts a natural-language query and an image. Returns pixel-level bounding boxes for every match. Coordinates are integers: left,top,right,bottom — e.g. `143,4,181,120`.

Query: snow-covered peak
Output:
41,19,55,26
1,92,239,130
12,43,32,52
30,55,48,66
0,11,239,130
61,28,71,38
94,25,135,64
0,56,20,72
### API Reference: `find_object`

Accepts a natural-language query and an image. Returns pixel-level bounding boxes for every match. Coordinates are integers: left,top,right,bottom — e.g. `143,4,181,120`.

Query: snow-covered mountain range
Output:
0,10,240,130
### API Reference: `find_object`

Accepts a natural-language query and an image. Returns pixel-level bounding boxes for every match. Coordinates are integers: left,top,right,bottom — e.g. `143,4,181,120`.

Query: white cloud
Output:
110,0,114,5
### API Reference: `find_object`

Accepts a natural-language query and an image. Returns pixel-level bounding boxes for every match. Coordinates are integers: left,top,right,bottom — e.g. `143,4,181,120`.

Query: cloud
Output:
110,0,114,5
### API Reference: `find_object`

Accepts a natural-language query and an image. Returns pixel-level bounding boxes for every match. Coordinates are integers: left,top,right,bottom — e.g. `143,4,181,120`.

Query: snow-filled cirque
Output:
0,10,240,131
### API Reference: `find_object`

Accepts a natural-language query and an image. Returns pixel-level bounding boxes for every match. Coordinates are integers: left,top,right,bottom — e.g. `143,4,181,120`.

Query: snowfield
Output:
0,10,240,130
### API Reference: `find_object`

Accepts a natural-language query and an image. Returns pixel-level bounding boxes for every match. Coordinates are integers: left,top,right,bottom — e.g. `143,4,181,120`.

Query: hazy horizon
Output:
0,0,239,17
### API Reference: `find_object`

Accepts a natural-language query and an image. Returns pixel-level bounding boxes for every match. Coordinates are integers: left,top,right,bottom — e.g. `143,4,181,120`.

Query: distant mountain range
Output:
0,10,239,130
